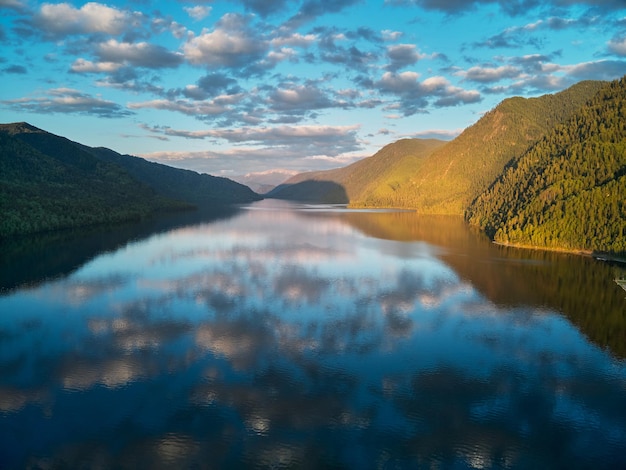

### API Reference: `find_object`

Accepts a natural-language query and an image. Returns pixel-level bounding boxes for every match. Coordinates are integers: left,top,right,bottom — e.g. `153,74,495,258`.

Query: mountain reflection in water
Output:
0,200,625,469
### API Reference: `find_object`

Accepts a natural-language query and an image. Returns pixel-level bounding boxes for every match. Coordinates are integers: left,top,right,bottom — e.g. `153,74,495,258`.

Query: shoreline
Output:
492,240,626,265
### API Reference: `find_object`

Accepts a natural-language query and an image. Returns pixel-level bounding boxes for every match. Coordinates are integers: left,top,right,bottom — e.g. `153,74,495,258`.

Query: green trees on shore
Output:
467,76,626,255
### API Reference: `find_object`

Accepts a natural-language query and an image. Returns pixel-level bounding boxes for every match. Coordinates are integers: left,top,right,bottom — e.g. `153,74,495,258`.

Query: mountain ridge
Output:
0,123,260,237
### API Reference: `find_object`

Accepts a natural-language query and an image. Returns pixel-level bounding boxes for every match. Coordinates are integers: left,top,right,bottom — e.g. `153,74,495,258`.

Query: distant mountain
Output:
268,138,446,204
467,76,626,256
232,169,299,194
0,123,260,237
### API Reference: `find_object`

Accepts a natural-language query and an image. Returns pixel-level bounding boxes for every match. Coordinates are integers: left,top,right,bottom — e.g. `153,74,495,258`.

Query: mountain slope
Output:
467,76,626,255
268,138,446,204
270,80,605,212
380,80,606,214
0,123,260,237
0,123,179,237
2,123,260,207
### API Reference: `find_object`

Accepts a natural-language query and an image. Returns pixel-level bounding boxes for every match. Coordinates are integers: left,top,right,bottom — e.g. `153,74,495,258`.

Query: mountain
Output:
467,76,626,256
232,169,299,194
0,123,260,237
393,80,607,214
80,145,261,207
270,80,605,213
268,138,446,204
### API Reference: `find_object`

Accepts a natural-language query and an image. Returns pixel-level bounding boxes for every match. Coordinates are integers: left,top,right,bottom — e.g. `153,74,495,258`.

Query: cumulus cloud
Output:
460,65,522,83
608,36,626,56
184,13,269,69
95,39,184,68
32,2,140,39
285,0,361,28
267,83,338,113
564,59,626,81
182,72,242,100
271,32,317,48
312,27,380,72
237,0,291,17
373,71,481,115
386,0,626,15
0,0,25,10
144,123,359,144
477,15,601,50
184,5,212,21
1,87,132,118
386,44,426,71
70,58,123,73
128,97,239,118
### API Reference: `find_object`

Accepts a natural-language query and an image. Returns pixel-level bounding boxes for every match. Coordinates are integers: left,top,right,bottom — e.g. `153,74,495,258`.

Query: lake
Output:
1,200,625,469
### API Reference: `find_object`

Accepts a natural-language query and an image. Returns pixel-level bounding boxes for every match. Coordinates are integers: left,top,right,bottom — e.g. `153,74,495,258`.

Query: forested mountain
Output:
0,123,260,237
467,76,626,255
81,145,260,207
394,80,606,214
271,81,604,213
268,138,446,203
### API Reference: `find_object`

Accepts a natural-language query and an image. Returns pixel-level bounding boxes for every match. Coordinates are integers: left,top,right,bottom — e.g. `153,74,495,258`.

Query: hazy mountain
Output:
0,123,260,237
467,76,626,256
232,169,299,194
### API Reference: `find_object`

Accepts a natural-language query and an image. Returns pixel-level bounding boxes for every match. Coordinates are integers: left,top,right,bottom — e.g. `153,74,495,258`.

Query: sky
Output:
1,0,626,181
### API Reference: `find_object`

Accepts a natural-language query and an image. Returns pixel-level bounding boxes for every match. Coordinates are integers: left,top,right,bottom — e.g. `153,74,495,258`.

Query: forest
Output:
0,123,259,238
467,76,626,256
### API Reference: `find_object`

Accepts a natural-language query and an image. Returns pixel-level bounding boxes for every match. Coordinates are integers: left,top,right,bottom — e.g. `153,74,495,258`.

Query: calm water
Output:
1,200,625,469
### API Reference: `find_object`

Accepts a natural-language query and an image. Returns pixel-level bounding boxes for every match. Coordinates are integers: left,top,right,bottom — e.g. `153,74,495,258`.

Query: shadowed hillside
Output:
268,180,348,203
268,138,445,204
0,123,260,237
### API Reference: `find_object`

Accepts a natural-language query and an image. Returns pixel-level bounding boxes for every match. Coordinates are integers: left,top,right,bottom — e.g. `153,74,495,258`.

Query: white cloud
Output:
128,98,232,116
33,2,138,38
96,39,184,68
184,5,212,21
2,87,132,117
382,29,403,41
460,65,522,83
0,0,25,10
183,13,269,68
386,44,426,71
70,58,122,73
608,36,626,56
271,33,317,48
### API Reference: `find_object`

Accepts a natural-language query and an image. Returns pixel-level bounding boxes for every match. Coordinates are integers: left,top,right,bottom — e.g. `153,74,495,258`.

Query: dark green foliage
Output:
467,76,626,256
0,123,260,238
82,146,261,207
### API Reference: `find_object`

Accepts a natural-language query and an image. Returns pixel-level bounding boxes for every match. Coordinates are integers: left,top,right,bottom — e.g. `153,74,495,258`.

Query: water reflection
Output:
0,200,625,468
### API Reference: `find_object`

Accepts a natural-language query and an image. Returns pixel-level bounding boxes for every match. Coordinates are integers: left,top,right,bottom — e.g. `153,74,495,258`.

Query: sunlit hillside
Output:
467,76,626,255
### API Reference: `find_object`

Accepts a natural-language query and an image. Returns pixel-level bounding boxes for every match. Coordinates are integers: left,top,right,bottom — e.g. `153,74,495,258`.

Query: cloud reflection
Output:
0,202,624,468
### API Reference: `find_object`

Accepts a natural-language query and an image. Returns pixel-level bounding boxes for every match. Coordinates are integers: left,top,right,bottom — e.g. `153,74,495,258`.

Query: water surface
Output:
1,200,625,469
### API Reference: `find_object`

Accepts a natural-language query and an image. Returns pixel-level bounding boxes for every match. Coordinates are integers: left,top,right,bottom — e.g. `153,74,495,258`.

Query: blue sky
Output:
1,0,626,180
